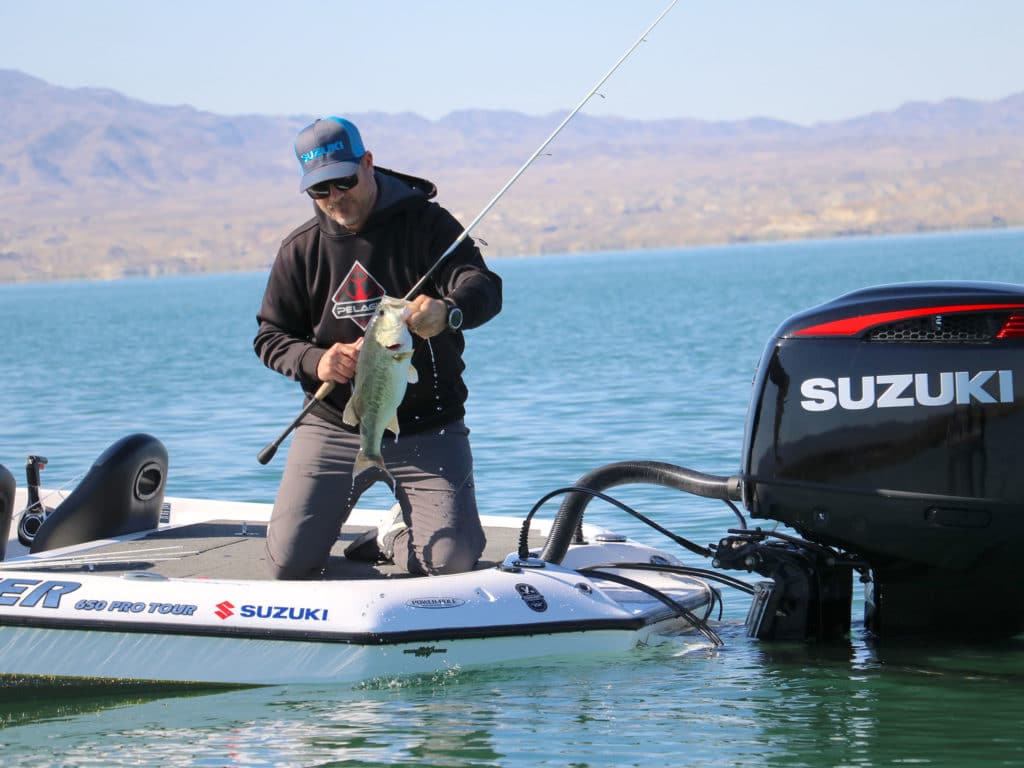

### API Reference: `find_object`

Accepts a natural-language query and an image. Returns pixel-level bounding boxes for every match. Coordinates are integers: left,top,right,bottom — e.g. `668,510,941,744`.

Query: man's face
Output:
315,152,377,231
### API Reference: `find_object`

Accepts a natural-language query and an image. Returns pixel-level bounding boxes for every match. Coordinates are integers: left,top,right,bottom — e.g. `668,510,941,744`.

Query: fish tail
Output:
353,450,395,490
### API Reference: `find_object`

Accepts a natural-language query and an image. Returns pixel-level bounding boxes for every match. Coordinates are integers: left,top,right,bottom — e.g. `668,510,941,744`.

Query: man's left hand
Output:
404,295,448,339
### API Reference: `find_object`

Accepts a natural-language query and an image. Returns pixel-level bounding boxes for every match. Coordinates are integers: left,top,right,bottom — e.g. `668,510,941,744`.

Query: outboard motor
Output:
0,463,15,560
737,281,1024,639
30,433,168,553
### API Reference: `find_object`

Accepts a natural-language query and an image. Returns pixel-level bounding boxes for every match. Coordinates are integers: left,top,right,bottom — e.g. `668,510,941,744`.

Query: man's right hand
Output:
316,338,363,384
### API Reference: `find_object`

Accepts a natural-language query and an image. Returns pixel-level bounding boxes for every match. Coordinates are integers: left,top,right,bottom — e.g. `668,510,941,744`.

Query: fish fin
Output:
407,365,418,384
386,413,400,436
353,450,395,490
342,398,359,427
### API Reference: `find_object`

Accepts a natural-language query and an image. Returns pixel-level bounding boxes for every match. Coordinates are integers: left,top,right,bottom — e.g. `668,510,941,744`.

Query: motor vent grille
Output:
867,313,1006,342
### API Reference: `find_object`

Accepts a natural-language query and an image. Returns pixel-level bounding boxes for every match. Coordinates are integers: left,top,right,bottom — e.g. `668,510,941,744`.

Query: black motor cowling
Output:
30,434,168,553
741,281,1024,638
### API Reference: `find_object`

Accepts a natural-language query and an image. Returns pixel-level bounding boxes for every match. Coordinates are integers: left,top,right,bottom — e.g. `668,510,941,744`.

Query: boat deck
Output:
23,520,549,581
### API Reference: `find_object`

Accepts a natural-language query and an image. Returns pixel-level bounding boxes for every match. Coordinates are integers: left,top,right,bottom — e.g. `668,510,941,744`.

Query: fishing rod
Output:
257,0,678,465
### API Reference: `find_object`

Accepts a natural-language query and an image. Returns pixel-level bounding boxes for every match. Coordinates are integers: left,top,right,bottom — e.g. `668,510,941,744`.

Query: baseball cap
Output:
294,117,366,193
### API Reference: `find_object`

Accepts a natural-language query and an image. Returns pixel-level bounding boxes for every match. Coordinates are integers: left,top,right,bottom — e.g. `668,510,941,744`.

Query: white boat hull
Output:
0,620,690,686
0,491,717,685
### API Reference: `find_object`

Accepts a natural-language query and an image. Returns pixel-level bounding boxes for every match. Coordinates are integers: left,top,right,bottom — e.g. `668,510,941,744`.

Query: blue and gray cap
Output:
294,117,366,193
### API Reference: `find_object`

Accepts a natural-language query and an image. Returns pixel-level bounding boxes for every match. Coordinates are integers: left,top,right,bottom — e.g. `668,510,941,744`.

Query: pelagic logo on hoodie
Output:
331,262,386,329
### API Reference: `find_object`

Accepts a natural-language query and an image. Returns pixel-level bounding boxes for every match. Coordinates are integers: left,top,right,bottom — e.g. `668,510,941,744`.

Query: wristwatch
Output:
445,300,464,331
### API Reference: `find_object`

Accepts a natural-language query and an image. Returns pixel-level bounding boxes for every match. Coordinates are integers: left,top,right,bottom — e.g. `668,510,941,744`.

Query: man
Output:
254,116,502,579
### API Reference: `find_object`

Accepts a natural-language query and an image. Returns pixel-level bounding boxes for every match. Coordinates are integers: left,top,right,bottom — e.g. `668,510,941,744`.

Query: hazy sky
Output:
2,0,1021,125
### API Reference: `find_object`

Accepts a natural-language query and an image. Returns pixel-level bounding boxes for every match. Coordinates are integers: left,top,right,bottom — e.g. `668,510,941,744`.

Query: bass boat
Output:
0,444,723,686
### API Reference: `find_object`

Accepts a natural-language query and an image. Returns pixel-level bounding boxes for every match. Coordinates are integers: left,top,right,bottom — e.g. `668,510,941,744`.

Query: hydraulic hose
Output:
539,461,742,564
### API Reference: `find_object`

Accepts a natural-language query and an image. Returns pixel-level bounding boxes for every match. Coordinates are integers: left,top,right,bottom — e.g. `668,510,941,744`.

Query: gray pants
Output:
266,413,485,579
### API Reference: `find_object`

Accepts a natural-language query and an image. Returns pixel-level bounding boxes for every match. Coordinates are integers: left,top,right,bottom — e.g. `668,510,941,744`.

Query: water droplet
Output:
426,339,442,405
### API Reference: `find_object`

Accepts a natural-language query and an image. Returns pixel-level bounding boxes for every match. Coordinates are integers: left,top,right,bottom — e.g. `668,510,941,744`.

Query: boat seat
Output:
31,434,168,553
0,463,14,560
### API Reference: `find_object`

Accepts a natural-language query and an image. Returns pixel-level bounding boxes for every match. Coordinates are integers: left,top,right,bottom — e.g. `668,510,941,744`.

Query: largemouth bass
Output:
343,296,418,483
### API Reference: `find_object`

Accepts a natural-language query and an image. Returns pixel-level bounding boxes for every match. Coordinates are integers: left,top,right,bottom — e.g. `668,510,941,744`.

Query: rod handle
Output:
257,381,338,464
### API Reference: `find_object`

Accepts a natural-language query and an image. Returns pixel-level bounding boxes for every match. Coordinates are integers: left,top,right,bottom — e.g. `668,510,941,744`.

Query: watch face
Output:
448,306,464,330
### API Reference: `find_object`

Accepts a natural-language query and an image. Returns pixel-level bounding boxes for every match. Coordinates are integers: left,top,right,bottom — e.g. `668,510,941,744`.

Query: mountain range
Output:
1,68,1022,282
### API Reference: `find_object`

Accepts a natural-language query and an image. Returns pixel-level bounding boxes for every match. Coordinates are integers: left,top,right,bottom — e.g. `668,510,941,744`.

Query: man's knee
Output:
427,546,482,575
403,529,485,575
265,543,322,580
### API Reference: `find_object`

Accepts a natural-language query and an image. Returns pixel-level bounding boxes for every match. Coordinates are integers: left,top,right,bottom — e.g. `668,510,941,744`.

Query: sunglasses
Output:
307,174,359,199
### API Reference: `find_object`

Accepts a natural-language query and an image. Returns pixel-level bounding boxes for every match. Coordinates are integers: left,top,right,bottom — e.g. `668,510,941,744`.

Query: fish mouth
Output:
386,343,404,351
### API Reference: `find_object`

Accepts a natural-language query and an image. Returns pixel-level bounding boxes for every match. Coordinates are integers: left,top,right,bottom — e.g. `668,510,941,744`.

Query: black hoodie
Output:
254,167,502,434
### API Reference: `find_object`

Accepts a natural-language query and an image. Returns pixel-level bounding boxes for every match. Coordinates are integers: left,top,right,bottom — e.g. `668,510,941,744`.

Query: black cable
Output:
725,527,841,563
584,561,757,596
723,498,747,529
518,486,713,560
579,566,724,647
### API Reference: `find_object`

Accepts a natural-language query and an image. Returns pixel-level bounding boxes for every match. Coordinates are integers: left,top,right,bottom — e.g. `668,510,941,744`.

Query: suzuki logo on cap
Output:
300,140,350,165
800,370,1015,412
296,117,365,169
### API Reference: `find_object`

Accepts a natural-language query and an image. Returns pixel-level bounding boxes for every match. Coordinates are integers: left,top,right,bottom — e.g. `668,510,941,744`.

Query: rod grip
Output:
257,380,338,464
314,381,336,399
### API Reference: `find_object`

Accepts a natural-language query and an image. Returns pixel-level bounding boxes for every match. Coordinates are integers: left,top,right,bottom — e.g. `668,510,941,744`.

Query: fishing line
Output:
258,0,679,464
402,0,679,301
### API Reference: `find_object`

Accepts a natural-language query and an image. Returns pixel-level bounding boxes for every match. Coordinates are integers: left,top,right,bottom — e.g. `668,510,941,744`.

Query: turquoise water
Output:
2,229,1024,766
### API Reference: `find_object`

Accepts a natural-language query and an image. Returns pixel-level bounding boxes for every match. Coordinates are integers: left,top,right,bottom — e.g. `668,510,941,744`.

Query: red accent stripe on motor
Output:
997,313,1024,339
794,303,1024,337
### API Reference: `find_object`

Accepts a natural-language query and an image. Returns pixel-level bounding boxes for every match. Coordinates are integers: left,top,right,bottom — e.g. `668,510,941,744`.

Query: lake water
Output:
1,229,1024,766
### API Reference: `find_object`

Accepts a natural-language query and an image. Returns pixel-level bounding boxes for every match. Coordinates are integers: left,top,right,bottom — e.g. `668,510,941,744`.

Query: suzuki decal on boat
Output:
214,600,330,622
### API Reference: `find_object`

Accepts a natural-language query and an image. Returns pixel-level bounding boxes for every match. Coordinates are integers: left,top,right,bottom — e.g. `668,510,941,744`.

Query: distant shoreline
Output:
4,71,1022,286
3,226,1020,288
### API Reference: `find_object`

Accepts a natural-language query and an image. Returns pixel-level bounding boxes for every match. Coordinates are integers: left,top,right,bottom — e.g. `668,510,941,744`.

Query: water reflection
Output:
0,631,1022,767
741,631,1024,767
0,676,242,729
